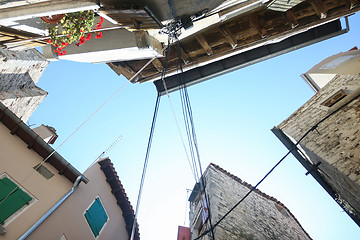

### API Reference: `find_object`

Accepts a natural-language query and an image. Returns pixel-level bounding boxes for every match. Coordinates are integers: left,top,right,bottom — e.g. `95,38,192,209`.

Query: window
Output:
33,164,54,180
84,197,108,238
0,177,32,224
321,89,350,107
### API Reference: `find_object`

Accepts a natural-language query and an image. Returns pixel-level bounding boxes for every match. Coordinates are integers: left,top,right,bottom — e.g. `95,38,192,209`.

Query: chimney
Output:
32,124,58,144
177,226,191,240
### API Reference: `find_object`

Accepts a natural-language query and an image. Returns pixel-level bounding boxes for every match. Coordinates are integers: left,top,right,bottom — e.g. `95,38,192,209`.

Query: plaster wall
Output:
277,74,360,217
45,29,163,63
0,123,73,239
190,165,311,240
28,161,130,240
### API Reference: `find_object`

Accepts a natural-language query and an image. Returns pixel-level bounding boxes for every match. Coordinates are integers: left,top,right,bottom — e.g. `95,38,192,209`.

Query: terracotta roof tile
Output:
99,158,140,240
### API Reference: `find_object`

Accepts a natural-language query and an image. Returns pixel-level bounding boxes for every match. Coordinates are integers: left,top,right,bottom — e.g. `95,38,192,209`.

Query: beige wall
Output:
0,123,73,239
28,161,130,240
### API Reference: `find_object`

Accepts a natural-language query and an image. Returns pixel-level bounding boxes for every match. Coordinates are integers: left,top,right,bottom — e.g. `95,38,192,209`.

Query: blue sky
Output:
30,13,360,239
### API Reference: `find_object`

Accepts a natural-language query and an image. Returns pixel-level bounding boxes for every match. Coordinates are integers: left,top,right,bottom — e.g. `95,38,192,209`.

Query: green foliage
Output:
47,10,95,47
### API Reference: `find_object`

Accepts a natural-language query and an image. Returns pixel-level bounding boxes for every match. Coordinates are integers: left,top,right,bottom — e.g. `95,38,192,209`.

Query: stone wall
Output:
0,87,47,122
0,48,48,85
189,164,311,240
277,74,360,219
0,48,49,121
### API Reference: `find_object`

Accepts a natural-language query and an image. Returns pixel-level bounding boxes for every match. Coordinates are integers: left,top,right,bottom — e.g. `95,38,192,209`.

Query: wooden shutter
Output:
84,198,108,237
0,177,32,223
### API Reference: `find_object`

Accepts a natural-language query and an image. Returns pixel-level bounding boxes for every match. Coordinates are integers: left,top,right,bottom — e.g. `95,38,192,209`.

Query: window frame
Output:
0,173,35,227
84,196,109,239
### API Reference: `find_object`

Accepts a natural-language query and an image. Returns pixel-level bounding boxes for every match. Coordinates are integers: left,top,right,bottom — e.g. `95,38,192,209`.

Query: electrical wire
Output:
130,94,161,240
0,57,156,208
194,90,360,240
174,39,216,240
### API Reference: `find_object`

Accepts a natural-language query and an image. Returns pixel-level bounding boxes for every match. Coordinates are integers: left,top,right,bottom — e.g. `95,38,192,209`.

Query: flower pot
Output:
41,14,65,24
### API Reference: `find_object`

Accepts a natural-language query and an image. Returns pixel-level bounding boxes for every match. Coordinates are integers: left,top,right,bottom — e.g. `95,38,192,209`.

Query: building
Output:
188,163,311,240
272,47,360,226
27,157,140,240
0,100,139,239
1,1,359,92
0,101,87,239
0,48,49,122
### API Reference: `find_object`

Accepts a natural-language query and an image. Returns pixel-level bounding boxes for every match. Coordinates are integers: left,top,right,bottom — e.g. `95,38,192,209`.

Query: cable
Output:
130,94,161,240
175,39,216,240
194,90,360,240
0,57,156,208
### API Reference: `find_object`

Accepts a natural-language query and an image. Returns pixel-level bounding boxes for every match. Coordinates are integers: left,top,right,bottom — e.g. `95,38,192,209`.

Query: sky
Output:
30,13,360,240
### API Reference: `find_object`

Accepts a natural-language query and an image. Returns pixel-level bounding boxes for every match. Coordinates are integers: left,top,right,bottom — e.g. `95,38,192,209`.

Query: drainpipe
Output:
18,175,84,240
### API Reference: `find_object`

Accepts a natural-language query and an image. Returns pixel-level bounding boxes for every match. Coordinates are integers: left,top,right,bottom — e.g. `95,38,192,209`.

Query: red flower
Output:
54,44,59,47
61,42,66,46
79,36,85,45
58,50,67,56
85,33,91,41
65,42,69,46
47,39,52,43
95,32,102,39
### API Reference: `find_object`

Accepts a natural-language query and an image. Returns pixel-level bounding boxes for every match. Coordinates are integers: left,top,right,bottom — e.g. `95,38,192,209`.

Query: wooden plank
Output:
285,10,299,28
344,0,358,10
195,34,213,56
179,46,190,64
250,14,267,38
152,58,163,72
219,25,237,49
310,0,327,19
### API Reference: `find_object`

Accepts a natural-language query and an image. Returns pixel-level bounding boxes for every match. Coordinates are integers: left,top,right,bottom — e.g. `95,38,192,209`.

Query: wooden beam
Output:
111,62,139,82
151,58,163,72
179,46,190,64
250,14,267,38
285,10,298,29
310,0,327,19
344,0,358,10
219,25,237,49
196,34,213,56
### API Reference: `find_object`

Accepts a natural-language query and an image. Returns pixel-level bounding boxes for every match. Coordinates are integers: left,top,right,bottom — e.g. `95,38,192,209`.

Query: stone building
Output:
188,164,311,240
0,48,49,122
272,48,360,226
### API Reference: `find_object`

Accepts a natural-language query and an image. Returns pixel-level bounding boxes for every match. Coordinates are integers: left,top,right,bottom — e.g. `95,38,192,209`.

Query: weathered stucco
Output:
189,164,311,240
277,74,360,221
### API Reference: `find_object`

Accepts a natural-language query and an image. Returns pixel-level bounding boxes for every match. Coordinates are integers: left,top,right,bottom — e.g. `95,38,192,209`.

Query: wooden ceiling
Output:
107,0,360,83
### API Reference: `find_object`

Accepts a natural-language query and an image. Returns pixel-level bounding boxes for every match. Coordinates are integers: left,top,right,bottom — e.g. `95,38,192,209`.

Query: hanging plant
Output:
45,10,104,56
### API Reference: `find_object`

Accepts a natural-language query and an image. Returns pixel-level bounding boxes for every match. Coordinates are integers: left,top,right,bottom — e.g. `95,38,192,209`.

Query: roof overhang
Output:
154,19,345,95
0,102,88,184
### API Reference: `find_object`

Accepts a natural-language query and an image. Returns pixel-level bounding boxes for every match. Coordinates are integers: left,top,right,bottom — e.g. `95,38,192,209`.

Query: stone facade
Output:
189,164,311,240
0,48,49,121
275,74,360,224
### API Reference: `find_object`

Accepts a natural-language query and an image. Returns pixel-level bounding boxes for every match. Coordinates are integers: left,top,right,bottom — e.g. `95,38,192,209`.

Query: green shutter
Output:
84,198,108,237
0,177,32,223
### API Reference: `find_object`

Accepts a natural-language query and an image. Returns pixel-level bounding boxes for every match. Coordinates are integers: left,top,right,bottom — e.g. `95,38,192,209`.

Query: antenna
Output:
96,135,123,161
